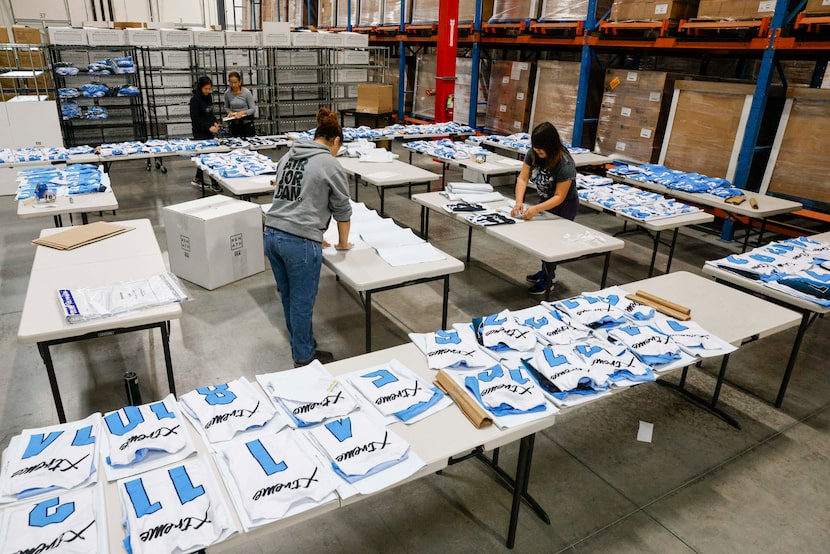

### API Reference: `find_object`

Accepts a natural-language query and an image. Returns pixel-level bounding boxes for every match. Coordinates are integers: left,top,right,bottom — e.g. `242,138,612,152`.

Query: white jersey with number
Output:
477,310,537,352
257,361,358,427
424,328,494,369
219,430,338,523
180,378,277,444
102,395,188,468
306,411,410,483
0,486,103,554
346,360,444,422
1,413,101,500
118,457,236,554
517,306,591,345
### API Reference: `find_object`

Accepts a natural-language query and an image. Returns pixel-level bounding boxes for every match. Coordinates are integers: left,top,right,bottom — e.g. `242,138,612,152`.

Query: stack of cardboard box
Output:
529,59,602,146
595,69,677,164
491,0,541,21
805,0,830,14
539,0,614,20
609,0,699,21
696,0,774,19
485,60,534,135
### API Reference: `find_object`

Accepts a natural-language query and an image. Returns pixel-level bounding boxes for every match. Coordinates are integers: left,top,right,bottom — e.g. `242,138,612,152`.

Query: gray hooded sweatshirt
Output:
264,140,352,242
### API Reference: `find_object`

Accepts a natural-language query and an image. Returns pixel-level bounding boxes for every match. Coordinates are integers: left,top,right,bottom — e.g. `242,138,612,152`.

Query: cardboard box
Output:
357,84,394,113
763,87,830,204
529,59,603,146
540,0,614,21
805,0,830,14
661,79,782,180
359,0,384,26
12,26,43,45
160,29,193,47
610,0,698,21
113,22,146,29
318,0,337,27
162,50,191,68
491,0,542,21
486,60,535,135
261,21,291,46
340,32,369,48
162,196,265,290
317,31,344,47
125,28,162,47
336,68,369,83
411,0,494,23
193,30,225,47
85,28,125,46
225,31,260,47
290,32,319,47
47,27,88,45
290,50,319,65
697,0,774,19
336,50,370,65
595,69,675,163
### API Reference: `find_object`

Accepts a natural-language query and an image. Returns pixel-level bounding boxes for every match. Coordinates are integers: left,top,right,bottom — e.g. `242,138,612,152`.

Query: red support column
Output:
435,0,459,122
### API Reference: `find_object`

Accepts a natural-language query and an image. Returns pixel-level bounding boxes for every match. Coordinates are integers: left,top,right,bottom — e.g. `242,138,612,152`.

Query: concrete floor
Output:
1,145,828,553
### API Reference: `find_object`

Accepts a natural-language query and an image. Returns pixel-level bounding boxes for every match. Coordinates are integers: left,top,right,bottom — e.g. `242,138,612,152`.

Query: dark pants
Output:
538,195,580,280
228,117,256,137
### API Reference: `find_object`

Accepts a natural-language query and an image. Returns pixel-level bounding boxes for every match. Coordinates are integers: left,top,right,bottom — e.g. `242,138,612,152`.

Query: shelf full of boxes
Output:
43,22,388,141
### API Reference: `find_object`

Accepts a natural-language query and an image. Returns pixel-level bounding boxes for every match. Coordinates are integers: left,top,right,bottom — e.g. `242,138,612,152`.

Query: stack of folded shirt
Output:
608,163,742,198
441,181,503,203
197,149,276,177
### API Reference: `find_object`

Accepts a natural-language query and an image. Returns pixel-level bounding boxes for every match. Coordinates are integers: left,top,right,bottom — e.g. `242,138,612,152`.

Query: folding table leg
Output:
466,228,473,263
365,291,373,352
600,253,611,288
648,230,662,277
160,321,176,396
775,311,811,408
38,342,67,423
657,355,740,429
442,276,450,329
665,228,680,274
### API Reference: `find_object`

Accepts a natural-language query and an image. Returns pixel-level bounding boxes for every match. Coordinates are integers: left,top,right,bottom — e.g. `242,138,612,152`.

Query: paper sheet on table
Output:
375,242,447,266
350,217,402,234
441,191,504,203
637,421,654,443
360,227,424,249
363,171,399,181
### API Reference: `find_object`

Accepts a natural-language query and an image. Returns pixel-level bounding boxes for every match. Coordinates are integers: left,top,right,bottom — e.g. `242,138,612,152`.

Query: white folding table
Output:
17,219,182,423
619,271,801,426
609,173,803,252
322,245,465,351
337,156,440,217
17,189,119,227
412,191,625,299
479,138,613,168
578,195,715,276
701,230,830,408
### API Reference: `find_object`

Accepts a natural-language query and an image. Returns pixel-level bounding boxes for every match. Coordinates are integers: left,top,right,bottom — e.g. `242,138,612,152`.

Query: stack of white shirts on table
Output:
442,181,503,203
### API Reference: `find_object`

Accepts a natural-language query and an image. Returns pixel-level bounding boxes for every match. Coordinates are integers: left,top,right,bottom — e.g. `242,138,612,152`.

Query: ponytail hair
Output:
316,107,338,127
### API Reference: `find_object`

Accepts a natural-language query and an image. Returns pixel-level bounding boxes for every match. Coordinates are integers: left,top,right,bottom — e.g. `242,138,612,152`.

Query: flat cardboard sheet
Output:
32,221,134,250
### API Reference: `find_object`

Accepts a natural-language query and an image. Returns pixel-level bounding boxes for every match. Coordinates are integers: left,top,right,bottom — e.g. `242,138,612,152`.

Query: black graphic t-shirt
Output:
527,151,577,201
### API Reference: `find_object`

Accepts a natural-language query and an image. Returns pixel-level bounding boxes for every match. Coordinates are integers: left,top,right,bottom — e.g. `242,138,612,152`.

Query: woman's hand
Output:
522,205,539,220
335,242,353,251
235,111,245,119
511,202,524,218
209,123,219,133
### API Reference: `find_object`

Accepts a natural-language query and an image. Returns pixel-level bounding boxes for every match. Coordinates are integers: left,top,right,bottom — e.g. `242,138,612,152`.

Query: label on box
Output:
648,91,661,102
640,128,653,138
516,92,525,100
616,141,626,152
499,104,507,113
758,1,775,11
626,71,638,82
502,76,510,84
510,62,522,80
824,0,830,5
513,121,522,129
620,107,632,117
518,62,528,71
609,76,621,90
654,4,668,15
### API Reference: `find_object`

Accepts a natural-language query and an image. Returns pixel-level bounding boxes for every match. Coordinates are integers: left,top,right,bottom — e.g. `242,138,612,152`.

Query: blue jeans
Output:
264,227,322,364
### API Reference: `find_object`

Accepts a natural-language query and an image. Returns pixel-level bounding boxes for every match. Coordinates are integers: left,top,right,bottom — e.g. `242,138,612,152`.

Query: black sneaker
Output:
525,270,557,284
210,183,223,193
528,279,552,296
294,350,335,368
190,178,202,188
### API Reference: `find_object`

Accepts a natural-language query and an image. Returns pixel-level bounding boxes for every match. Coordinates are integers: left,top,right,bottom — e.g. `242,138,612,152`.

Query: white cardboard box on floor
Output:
163,196,264,290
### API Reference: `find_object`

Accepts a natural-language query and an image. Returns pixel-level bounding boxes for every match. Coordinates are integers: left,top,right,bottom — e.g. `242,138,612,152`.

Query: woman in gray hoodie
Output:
263,116,352,367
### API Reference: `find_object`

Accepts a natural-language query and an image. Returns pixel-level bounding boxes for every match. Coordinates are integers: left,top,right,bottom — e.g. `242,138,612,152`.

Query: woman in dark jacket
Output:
189,76,219,189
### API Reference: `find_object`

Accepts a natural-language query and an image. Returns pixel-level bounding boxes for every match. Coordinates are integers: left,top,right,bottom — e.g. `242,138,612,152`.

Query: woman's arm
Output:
521,179,572,220
510,163,532,217
244,88,258,118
